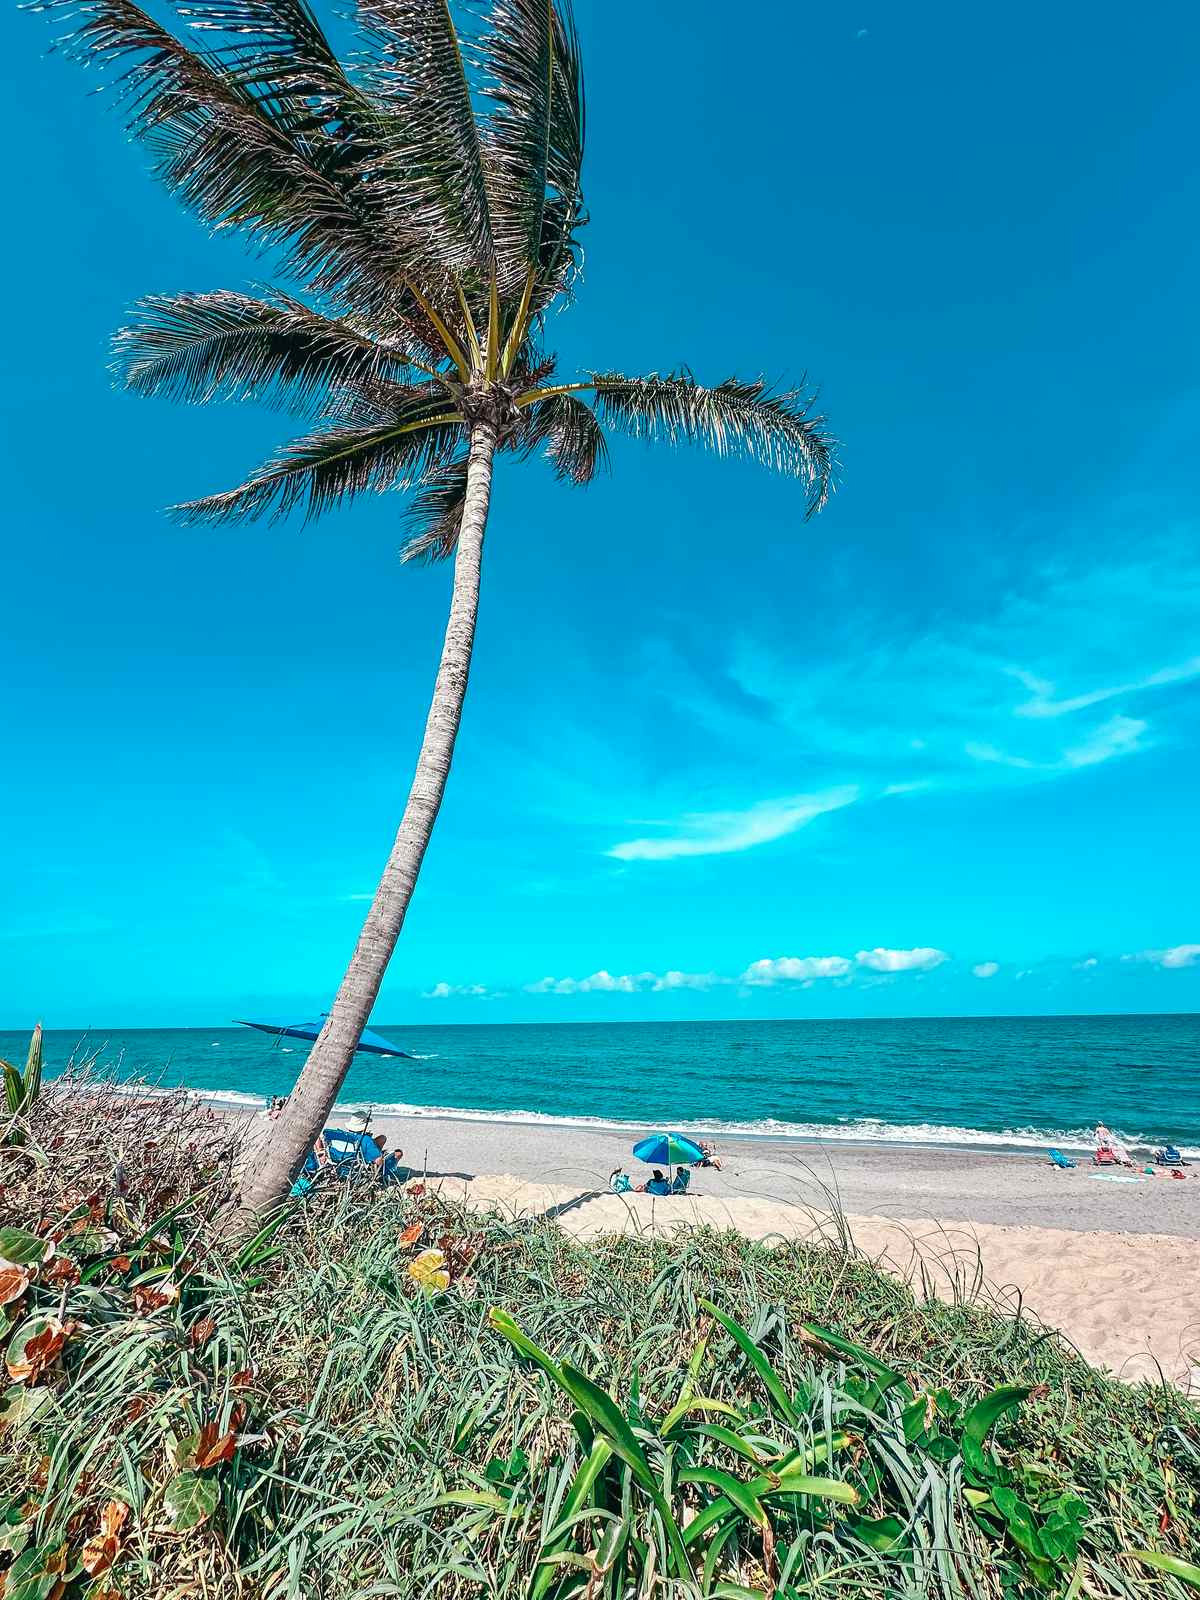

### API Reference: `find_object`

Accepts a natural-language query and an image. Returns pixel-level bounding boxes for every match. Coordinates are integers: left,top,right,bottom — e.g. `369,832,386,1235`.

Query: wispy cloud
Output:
423,981,495,998
967,714,1147,773
608,786,858,862
1012,655,1200,719
1123,943,1200,970
971,961,1000,978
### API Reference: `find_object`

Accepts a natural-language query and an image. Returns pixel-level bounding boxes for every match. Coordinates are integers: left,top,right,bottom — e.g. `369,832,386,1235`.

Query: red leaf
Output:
189,1317,216,1349
194,1422,237,1468
398,1224,423,1247
0,1265,30,1305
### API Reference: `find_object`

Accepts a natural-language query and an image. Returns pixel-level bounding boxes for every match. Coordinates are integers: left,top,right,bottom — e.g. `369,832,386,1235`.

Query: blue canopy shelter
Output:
235,1015,413,1058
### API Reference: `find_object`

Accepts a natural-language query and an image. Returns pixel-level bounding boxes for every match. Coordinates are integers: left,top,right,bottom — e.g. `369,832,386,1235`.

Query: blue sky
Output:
3,0,1199,1027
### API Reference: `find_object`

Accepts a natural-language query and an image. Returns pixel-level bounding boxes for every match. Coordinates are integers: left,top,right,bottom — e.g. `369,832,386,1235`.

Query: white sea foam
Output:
91,1081,1199,1156
311,1099,1197,1157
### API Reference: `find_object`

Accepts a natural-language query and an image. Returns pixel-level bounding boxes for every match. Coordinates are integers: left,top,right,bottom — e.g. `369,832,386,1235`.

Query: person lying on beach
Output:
696,1141,723,1170
609,1167,633,1193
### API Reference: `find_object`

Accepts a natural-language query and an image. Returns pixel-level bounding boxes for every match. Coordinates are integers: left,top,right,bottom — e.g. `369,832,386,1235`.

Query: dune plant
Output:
24,0,839,1223
0,1024,43,1133
2,1082,1197,1600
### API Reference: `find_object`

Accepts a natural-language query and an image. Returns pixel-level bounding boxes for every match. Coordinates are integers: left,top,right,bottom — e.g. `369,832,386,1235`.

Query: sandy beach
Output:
363,1113,1200,1386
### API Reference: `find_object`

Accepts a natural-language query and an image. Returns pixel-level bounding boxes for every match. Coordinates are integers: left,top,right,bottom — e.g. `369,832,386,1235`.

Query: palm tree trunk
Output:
234,419,498,1225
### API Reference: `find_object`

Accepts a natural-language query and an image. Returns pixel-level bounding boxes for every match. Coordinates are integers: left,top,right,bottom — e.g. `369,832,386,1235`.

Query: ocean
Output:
7,1011,1198,1155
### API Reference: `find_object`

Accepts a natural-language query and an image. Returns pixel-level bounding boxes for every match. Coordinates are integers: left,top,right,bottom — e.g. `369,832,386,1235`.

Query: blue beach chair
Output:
1155,1145,1186,1166
1048,1149,1077,1170
290,1127,403,1196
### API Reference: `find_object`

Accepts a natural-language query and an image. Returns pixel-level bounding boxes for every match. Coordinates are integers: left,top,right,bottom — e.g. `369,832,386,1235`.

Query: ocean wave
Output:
320,1099,1197,1156
88,1081,1199,1155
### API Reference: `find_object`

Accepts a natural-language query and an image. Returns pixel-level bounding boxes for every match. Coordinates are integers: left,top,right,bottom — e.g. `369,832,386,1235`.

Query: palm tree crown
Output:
34,0,835,536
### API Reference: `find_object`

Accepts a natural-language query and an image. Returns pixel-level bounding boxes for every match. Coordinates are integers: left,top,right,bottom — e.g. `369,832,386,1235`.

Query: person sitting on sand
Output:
696,1141,723,1170
609,1167,633,1194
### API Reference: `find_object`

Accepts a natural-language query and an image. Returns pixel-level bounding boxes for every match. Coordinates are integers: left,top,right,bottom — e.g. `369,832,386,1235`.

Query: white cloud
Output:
608,786,858,862
967,714,1147,774
1074,956,1098,970
971,961,999,978
1125,943,1200,970
1061,715,1146,768
653,969,723,991
423,981,492,999
741,955,853,986
525,969,721,995
855,947,948,974
1013,654,1200,719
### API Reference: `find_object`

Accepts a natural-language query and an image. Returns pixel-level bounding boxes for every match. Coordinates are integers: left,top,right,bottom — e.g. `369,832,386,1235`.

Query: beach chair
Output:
1048,1149,1076,1169
1155,1145,1186,1166
1092,1147,1118,1167
670,1168,691,1195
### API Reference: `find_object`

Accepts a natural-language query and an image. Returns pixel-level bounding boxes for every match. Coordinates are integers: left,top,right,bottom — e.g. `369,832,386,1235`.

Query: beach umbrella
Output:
236,1016,413,1058
632,1132,705,1171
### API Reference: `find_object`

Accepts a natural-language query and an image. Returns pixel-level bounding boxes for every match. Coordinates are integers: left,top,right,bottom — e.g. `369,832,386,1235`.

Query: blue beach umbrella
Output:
633,1132,705,1169
236,1016,413,1058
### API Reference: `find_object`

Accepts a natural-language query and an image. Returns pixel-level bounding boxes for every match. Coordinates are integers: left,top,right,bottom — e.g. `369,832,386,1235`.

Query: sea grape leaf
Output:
163,1470,218,1531
0,1384,51,1434
0,1229,50,1267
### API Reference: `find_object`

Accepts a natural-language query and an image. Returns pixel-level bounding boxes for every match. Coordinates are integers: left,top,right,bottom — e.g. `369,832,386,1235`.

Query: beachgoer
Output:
697,1140,723,1170
609,1167,633,1194
643,1169,670,1196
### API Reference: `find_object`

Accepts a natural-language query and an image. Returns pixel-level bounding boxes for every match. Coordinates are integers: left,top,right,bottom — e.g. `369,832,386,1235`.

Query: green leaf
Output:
23,1025,42,1107
694,1422,774,1466
532,1438,613,1600
760,1472,858,1506
1128,1551,1200,1588
992,1485,1045,1561
903,1396,930,1444
488,1308,566,1388
163,1469,219,1531
660,1393,741,1436
961,1385,1034,1452
3,1547,65,1600
0,1385,52,1435
0,1517,31,1557
679,1466,768,1528
845,1513,907,1551
682,1440,854,1546
800,1322,912,1402
557,1363,655,1493
2,1063,22,1118
698,1299,798,1424
0,1229,50,1267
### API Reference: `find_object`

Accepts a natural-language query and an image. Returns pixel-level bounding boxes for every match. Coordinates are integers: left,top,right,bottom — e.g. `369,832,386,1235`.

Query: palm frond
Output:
29,0,401,311
590,370,836,514
517,391,607,483
174,385,464,523
399,452,470,561
480,0,585,303
113,289,425,409
355,0,495,282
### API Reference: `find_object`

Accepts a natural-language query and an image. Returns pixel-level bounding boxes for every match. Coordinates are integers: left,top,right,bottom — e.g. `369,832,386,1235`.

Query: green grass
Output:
0,1077,1196,1598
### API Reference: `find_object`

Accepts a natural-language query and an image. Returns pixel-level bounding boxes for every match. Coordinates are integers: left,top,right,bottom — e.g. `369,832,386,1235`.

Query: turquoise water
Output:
7,1012,1198,1154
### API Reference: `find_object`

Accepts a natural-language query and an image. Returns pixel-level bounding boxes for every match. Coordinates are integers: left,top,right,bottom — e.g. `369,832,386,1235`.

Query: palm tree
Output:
30,0,837,1221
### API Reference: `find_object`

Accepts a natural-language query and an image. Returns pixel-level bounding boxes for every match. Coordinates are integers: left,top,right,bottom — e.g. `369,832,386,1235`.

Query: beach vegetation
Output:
0,1025,43,1134
23,0,838,1224
0,1076,1197,1597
